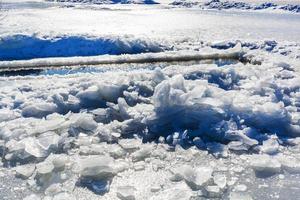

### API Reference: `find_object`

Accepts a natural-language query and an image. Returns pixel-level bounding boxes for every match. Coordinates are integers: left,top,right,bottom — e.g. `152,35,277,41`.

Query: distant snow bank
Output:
46,0,159,4
171,0,300,13
0,44,243,71
0,34,166,61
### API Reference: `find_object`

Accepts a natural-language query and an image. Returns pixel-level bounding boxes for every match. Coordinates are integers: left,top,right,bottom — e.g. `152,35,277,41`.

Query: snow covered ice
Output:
0,0,300,200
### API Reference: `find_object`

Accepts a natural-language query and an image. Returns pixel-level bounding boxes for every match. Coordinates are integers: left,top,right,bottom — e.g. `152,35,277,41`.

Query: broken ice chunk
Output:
116,186,136,200
259,138,279,155
119,139,141,152
52,192,74,200
131,145,152,162
0,109,19,122
229,192,253,200
45,183,63,196
149,184,192,200
37,132,60,152
276,155,300,174
51,155,70,171
170,165,213,190
204,185,222,198
79,156,115,180
98,83,124,103
22,102,58,118
14,164,35,179
228,141,249,152
23,194,41,200
108,144,126,159
249,154,281,177
133,161,145,171
72,114,98,131
234,184,247,192
213,174,227,190
35,161,55,186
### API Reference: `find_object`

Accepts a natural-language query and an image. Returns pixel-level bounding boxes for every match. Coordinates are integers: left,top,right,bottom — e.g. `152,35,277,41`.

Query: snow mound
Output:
0,34,165,61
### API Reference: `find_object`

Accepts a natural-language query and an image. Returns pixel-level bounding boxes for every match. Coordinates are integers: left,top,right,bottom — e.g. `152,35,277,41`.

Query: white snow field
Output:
0,0,300,200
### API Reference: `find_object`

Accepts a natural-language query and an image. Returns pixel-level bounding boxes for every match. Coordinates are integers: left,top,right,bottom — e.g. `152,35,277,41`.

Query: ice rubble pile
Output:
0,34,165,61
0,54,300,198
170,0,300,13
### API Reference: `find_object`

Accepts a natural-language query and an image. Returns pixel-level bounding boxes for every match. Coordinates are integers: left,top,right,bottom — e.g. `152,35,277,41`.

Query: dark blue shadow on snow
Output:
0,34,163,61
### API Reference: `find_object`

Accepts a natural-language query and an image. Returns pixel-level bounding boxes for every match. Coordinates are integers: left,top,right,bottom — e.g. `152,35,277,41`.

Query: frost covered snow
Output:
0,0,300,200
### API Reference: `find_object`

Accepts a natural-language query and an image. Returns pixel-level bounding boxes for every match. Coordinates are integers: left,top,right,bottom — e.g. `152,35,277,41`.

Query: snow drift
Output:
0,34,165,61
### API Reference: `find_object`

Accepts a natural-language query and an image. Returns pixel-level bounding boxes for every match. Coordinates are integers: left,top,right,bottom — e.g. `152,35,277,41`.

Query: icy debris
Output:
276,155,300,174
229,192,253,200
119,139,141,151
37,132,60,152
36,162,55,177
51,154,69,171
14,164,35,179
52,192,74,200
76,133,93,146
92,108,113,123
213,174,227,190
114,160,130,173
233,166,244,173
35,161,55,186
249,154,281,176
207,143,229,158
259,138,280,155
79,156,115,180
151,146,167,160
150,185,193,200
108,144,126,159
76,86,105,108
228,141,248,152
45,183,63,196
98,84,124,103
0,109,19,122
150,186,161,193
30,115,68,136
23,194,41,200
72,114,98,131
131,145,152,162
6,137,50,160
22,102,58,118
234,184,247,192
152,159,165,171
116,186,136,200
204,185,222,198
133,161,145,171
170,165,213,190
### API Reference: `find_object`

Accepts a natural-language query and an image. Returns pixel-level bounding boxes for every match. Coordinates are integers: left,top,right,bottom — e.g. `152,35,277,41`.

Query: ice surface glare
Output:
1,2,300,46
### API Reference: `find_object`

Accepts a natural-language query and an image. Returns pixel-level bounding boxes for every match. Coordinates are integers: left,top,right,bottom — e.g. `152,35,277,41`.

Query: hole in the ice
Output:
77,178,111,195
0,58,246,77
